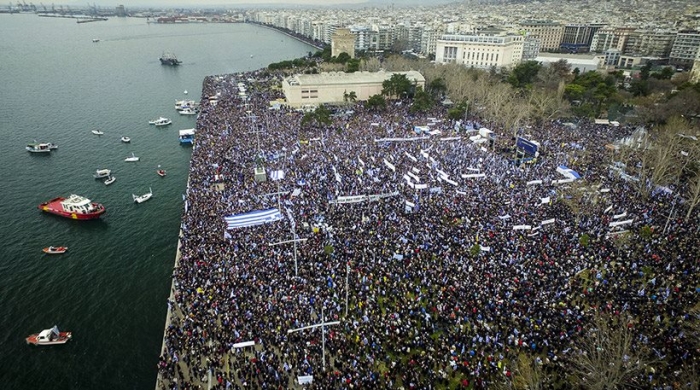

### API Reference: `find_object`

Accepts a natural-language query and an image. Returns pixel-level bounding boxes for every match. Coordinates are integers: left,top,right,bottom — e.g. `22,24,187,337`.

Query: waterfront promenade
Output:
156,70,699,389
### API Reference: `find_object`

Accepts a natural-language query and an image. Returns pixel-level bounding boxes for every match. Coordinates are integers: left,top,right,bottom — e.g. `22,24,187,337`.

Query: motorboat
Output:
92,38,100,42
149,117,172,127
42,246,68,254
121,136,131,143
183,90,188,95
104,175,116,186
179,107,197,116
157,169,166,177
93,169,111,179
178,129,195,145
125,152,139,162
38,194,106,220
26,143,52,153
133,187,153,204
92,130,104,135
26,326,72,346
175,100,197,111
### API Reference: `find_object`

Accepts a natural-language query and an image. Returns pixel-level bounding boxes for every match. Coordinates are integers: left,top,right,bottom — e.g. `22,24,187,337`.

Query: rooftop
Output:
287,70,425,86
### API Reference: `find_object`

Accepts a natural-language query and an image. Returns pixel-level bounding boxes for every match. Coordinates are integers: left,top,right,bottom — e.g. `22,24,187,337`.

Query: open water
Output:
0,14,313,390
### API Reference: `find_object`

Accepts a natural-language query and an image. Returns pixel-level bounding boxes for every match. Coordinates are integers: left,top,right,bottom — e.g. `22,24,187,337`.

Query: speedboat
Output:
92,130,104,135
125,152,139,162
133,187,153,204
38,194,106,220
149,117,172,127
175,100,196,110
121,136,131,143
157,169,166,177
92,38,100,42
104,175,116,186
26,143,52,153
42,246,68,254
26,326,72,346
93,169,111,179
179,107,197,115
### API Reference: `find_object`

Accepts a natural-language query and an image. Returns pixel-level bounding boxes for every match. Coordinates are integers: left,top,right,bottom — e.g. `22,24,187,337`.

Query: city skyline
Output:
70,0,455,8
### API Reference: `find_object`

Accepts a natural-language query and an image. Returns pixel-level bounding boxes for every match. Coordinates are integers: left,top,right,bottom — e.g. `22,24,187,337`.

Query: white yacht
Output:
124,152,139,162
133,187,153,204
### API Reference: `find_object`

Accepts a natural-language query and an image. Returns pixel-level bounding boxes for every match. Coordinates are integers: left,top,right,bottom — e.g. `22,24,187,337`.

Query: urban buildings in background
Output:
5,0,700,73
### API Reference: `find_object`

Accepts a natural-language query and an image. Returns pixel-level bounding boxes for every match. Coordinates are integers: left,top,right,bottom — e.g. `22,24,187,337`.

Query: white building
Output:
435,34,524,69
282,71,426,108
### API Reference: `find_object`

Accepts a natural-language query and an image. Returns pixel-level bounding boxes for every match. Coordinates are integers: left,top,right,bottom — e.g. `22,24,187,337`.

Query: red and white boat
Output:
43,246,68,254
38,194,106,220
156,169,166,177
26,326,72,346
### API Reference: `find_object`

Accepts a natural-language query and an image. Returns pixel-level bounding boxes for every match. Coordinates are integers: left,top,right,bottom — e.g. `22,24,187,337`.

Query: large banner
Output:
225,209,282,229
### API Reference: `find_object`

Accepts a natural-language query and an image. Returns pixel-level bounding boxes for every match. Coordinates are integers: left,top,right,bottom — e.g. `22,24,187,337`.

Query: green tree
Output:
346,58,360,73
427,77,447,97
366,94,386,111
409,87,433,113
335,52,351,64
382,73,413,99
507,60,543,89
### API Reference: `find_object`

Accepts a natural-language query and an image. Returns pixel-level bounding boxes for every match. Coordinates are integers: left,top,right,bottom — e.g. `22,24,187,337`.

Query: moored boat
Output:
104,175,116,185
26,326,72,346
92,130,104,135
38,194,106,220
93,169,111,179
124,152,139,162
175,100,197,111
179,107,197,116
42,246,68,254
121,136,131,143
133,187,153,204
178,129,195,145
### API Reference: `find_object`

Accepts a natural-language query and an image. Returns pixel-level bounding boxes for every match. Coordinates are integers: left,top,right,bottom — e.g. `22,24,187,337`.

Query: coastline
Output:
246,21,325,51
155,230,182,390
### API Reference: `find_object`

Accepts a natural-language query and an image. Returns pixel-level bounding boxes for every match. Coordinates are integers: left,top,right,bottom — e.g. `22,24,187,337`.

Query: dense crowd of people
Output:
156,70,699,390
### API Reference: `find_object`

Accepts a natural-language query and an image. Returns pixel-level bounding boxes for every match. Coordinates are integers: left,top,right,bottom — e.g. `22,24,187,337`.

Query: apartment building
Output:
561,23,606,52
435,34,524,69
518,20,564,51
669,30,700,67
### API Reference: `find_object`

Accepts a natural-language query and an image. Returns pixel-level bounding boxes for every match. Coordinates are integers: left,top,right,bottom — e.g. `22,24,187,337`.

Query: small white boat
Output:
124,152,139,162
179,107,197,116
92,130,104,135
42,246,68,254
92,38,100,42
149,117,172,127
93,169,111,179
26,326,72,346
121,136,131,143
104,175,116,185
183,90,188,95
133,187,153,204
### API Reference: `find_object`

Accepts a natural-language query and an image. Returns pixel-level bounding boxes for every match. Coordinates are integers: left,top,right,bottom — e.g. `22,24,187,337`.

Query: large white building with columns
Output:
435,34,524,69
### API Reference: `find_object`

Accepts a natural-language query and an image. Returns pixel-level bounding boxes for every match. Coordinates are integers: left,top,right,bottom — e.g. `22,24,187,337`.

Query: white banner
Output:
405,200,415,208
609,219,633,228
513,225,532,230
407,171,420,182
384,159,396,172
298,375,313,385
540,196,551,204
612,211,627,220
331,195,367,204
414,183,428,190
440,136,461,141
540,218,555,225
445,178,458,186
375,137,429,143
404,152,417,162
526,180,543,186
462,173,486,179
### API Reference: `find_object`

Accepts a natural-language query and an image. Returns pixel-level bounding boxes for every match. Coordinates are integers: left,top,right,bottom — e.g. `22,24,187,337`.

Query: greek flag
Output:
225,208,282,229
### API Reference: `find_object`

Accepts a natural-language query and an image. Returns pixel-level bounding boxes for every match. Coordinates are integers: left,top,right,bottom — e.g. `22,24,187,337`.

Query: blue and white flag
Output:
225,208,282,229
